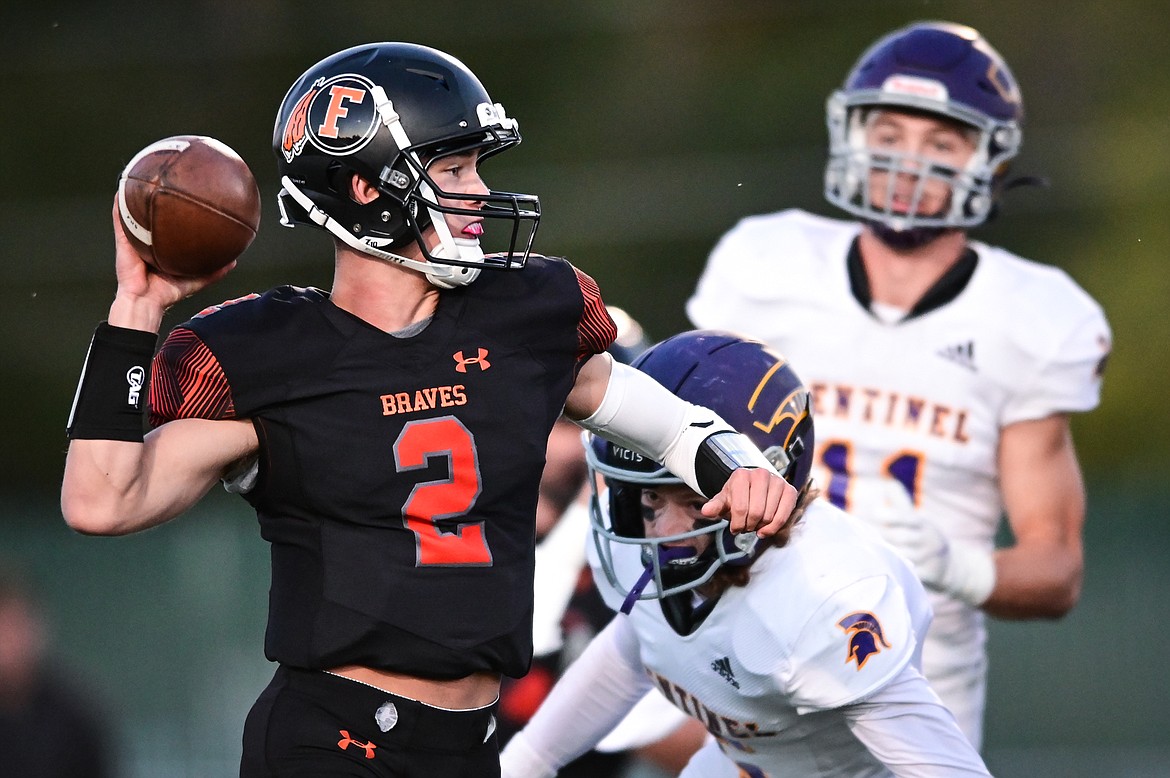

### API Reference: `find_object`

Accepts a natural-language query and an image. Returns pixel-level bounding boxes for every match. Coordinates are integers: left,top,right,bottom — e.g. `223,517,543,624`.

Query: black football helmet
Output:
273,42,540,288
586,330,814,602
824,22,1023,240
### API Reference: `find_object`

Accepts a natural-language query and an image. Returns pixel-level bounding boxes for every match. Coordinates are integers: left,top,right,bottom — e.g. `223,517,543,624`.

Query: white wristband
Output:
942,544,997,607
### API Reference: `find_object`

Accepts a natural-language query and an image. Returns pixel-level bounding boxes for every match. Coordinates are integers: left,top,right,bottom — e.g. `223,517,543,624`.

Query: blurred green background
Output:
3,1,1167,776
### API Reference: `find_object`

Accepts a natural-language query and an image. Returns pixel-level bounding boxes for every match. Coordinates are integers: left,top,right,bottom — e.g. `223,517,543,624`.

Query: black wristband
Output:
697,430,772,498
693,431,752,499
66,322,158,441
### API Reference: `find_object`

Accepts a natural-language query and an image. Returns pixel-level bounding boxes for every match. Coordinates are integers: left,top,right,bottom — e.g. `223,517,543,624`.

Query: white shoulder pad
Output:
731,506,923,713
974,244,1111,424
785,574,916,713
687,208,858,330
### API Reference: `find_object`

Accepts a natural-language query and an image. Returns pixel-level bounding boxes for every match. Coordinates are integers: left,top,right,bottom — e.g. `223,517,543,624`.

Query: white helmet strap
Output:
278,176,478,289
371,86,486,274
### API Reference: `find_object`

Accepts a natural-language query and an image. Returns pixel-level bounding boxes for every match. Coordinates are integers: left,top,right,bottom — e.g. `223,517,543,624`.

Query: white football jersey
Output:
687,208,1111,743
591,500,939,776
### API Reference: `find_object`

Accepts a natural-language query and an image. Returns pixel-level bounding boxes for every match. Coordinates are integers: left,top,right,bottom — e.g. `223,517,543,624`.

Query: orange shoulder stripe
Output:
149,328,236,427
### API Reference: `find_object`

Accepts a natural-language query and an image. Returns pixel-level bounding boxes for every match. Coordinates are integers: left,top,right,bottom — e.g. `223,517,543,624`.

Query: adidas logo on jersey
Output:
937,340,976,371
710,656,739,689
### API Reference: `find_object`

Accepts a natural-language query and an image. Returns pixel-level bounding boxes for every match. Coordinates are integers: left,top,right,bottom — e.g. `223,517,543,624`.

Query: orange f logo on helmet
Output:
317,85,367,139
282,85,319,163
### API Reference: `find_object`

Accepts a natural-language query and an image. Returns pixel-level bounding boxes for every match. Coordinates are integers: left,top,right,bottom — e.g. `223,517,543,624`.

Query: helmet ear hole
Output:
608,482,646,540
325,162,349,196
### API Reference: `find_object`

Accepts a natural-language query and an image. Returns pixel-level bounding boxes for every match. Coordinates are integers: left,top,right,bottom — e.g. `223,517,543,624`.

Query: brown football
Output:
117,135,261,277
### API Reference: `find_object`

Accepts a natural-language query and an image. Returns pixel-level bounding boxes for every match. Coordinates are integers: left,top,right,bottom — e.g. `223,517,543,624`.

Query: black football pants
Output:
241,665,500,777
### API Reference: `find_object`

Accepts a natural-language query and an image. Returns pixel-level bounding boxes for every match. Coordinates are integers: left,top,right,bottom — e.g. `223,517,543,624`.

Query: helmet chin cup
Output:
430,237,485,263
620,546,698,614
422,263,481,290
424,239,483,288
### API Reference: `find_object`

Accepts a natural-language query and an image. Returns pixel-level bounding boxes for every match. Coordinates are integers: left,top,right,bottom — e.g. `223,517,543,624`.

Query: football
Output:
117,135,261,277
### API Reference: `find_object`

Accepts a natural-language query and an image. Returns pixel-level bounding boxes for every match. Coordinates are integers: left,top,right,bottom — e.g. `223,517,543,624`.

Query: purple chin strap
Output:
620,546,698,614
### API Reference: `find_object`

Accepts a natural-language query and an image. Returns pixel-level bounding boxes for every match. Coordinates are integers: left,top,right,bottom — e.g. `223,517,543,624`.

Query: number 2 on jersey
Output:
394,416,491,566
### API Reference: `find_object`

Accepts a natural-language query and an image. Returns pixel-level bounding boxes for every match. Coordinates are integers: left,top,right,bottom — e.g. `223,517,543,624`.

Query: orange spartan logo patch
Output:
337,730,376,759
453,348,491,373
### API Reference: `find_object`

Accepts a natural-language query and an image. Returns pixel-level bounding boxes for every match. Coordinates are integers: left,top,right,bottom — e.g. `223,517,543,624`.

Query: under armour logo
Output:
337,730,376,759
838,612,891,670
453,348,491,373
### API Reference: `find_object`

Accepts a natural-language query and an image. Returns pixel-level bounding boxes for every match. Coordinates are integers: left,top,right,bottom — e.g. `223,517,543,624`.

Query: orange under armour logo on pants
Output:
337,730,377,759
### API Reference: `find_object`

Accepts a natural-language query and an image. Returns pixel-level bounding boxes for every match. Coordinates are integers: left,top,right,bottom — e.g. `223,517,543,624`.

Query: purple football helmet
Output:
824,21,1023,234
586,330,814,601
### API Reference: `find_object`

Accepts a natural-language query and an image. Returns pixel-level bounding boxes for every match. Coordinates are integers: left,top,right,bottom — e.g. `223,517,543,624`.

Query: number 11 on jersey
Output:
820,440,923,510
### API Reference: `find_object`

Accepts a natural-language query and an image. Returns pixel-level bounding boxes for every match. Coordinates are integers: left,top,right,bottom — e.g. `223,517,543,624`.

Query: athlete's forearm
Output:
984,540,1082,619
62,418,256,536
991,415,1086,618
843,665,991,777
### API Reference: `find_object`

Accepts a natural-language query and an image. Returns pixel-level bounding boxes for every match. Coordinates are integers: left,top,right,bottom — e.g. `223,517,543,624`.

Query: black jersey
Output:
149,257,616,679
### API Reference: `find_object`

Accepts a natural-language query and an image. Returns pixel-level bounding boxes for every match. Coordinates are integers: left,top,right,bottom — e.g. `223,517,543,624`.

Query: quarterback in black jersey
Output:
62,43,797,777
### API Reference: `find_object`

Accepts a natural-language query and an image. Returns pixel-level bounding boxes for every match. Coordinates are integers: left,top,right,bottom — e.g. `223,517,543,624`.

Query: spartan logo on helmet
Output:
280,74,379,164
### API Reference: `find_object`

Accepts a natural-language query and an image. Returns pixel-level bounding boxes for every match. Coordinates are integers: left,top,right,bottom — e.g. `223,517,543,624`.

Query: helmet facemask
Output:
825,94,1019,234
381,104,541,275
585,454,759,612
